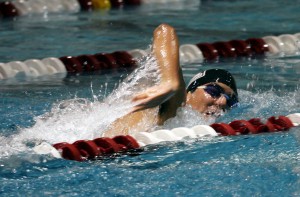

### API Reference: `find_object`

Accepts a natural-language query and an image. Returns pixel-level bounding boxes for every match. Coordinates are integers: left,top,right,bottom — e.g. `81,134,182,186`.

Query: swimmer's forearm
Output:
152,24,186,124
153,24,184,90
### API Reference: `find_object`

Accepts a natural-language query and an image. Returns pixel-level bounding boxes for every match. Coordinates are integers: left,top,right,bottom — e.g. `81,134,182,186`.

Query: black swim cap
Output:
186,69,238,96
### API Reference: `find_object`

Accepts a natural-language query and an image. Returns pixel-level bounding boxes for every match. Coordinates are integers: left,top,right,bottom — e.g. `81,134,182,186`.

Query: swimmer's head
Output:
186,69,238,117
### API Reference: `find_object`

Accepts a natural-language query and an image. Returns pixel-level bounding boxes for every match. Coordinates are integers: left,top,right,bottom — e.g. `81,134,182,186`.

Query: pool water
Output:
1,0,300,196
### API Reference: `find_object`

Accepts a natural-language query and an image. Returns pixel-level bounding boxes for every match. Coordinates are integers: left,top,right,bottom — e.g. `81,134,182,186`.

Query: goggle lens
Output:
199,84,238,108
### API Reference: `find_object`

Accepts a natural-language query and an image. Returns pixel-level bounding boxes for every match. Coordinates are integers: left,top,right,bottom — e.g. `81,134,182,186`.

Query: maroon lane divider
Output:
196,38,270,61
53,135,140,161
59,51,137,73
211,116,294,136
53,115,294,162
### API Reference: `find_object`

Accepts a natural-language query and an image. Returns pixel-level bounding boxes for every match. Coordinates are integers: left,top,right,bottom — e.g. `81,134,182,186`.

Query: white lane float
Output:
0,63,17,79
279,34,299,54
263,34,300,55
7,61,31,77
42,57,67,74
0,57,67,80
179,44,204,64
24,59,49,76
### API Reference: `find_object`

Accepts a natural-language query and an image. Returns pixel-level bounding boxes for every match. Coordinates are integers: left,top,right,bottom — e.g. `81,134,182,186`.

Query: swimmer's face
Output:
186,83,235,117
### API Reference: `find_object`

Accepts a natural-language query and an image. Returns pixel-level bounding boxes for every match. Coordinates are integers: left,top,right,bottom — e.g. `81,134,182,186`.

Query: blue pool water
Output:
1,0,300,196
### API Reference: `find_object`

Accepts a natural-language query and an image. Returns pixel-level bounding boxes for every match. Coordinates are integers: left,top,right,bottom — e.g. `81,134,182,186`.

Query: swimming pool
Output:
1,0,300,196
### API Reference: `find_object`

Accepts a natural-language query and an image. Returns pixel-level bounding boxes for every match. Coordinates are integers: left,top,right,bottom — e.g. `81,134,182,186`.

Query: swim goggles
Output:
197,83,239,108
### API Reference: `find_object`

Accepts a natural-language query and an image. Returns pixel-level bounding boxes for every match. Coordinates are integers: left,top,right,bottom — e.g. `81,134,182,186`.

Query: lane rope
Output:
33,113,300,161
0,51,137,80
0,32,299,80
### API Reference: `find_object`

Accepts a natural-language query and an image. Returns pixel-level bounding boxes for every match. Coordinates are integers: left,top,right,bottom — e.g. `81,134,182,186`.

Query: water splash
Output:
0,53,160,158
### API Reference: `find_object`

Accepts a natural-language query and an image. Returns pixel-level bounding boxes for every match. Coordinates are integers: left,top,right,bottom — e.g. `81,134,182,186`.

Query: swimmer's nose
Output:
215,95,227,109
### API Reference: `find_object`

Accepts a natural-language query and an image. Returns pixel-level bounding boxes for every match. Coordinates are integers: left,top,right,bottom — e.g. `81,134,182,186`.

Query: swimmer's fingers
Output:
132,92,148,102
131,88,175,113
130,105,146,113
131,98,161,113
132,86,162,102
130,97,152,113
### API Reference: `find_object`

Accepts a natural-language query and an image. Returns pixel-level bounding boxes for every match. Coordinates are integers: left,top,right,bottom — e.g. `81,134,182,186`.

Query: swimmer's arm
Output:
103,24,185,137
102,110,145,137
153,23,183,90
132,24,186,123
102,108,158,137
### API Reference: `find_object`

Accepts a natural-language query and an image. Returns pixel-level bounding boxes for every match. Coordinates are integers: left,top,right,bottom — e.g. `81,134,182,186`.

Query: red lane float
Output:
59,51,137,73
53,135,140,161
195,38,269,61
49,114,297,161
211,116,294,136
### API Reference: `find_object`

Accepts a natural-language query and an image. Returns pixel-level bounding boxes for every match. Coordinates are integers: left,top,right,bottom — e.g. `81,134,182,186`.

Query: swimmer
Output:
103,24,238,137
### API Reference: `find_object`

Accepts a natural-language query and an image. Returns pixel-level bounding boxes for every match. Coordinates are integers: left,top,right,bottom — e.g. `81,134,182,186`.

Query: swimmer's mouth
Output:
203,109,225,118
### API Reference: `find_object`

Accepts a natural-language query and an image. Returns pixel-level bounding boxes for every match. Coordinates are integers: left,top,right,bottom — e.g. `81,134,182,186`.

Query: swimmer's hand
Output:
131,84,177,113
